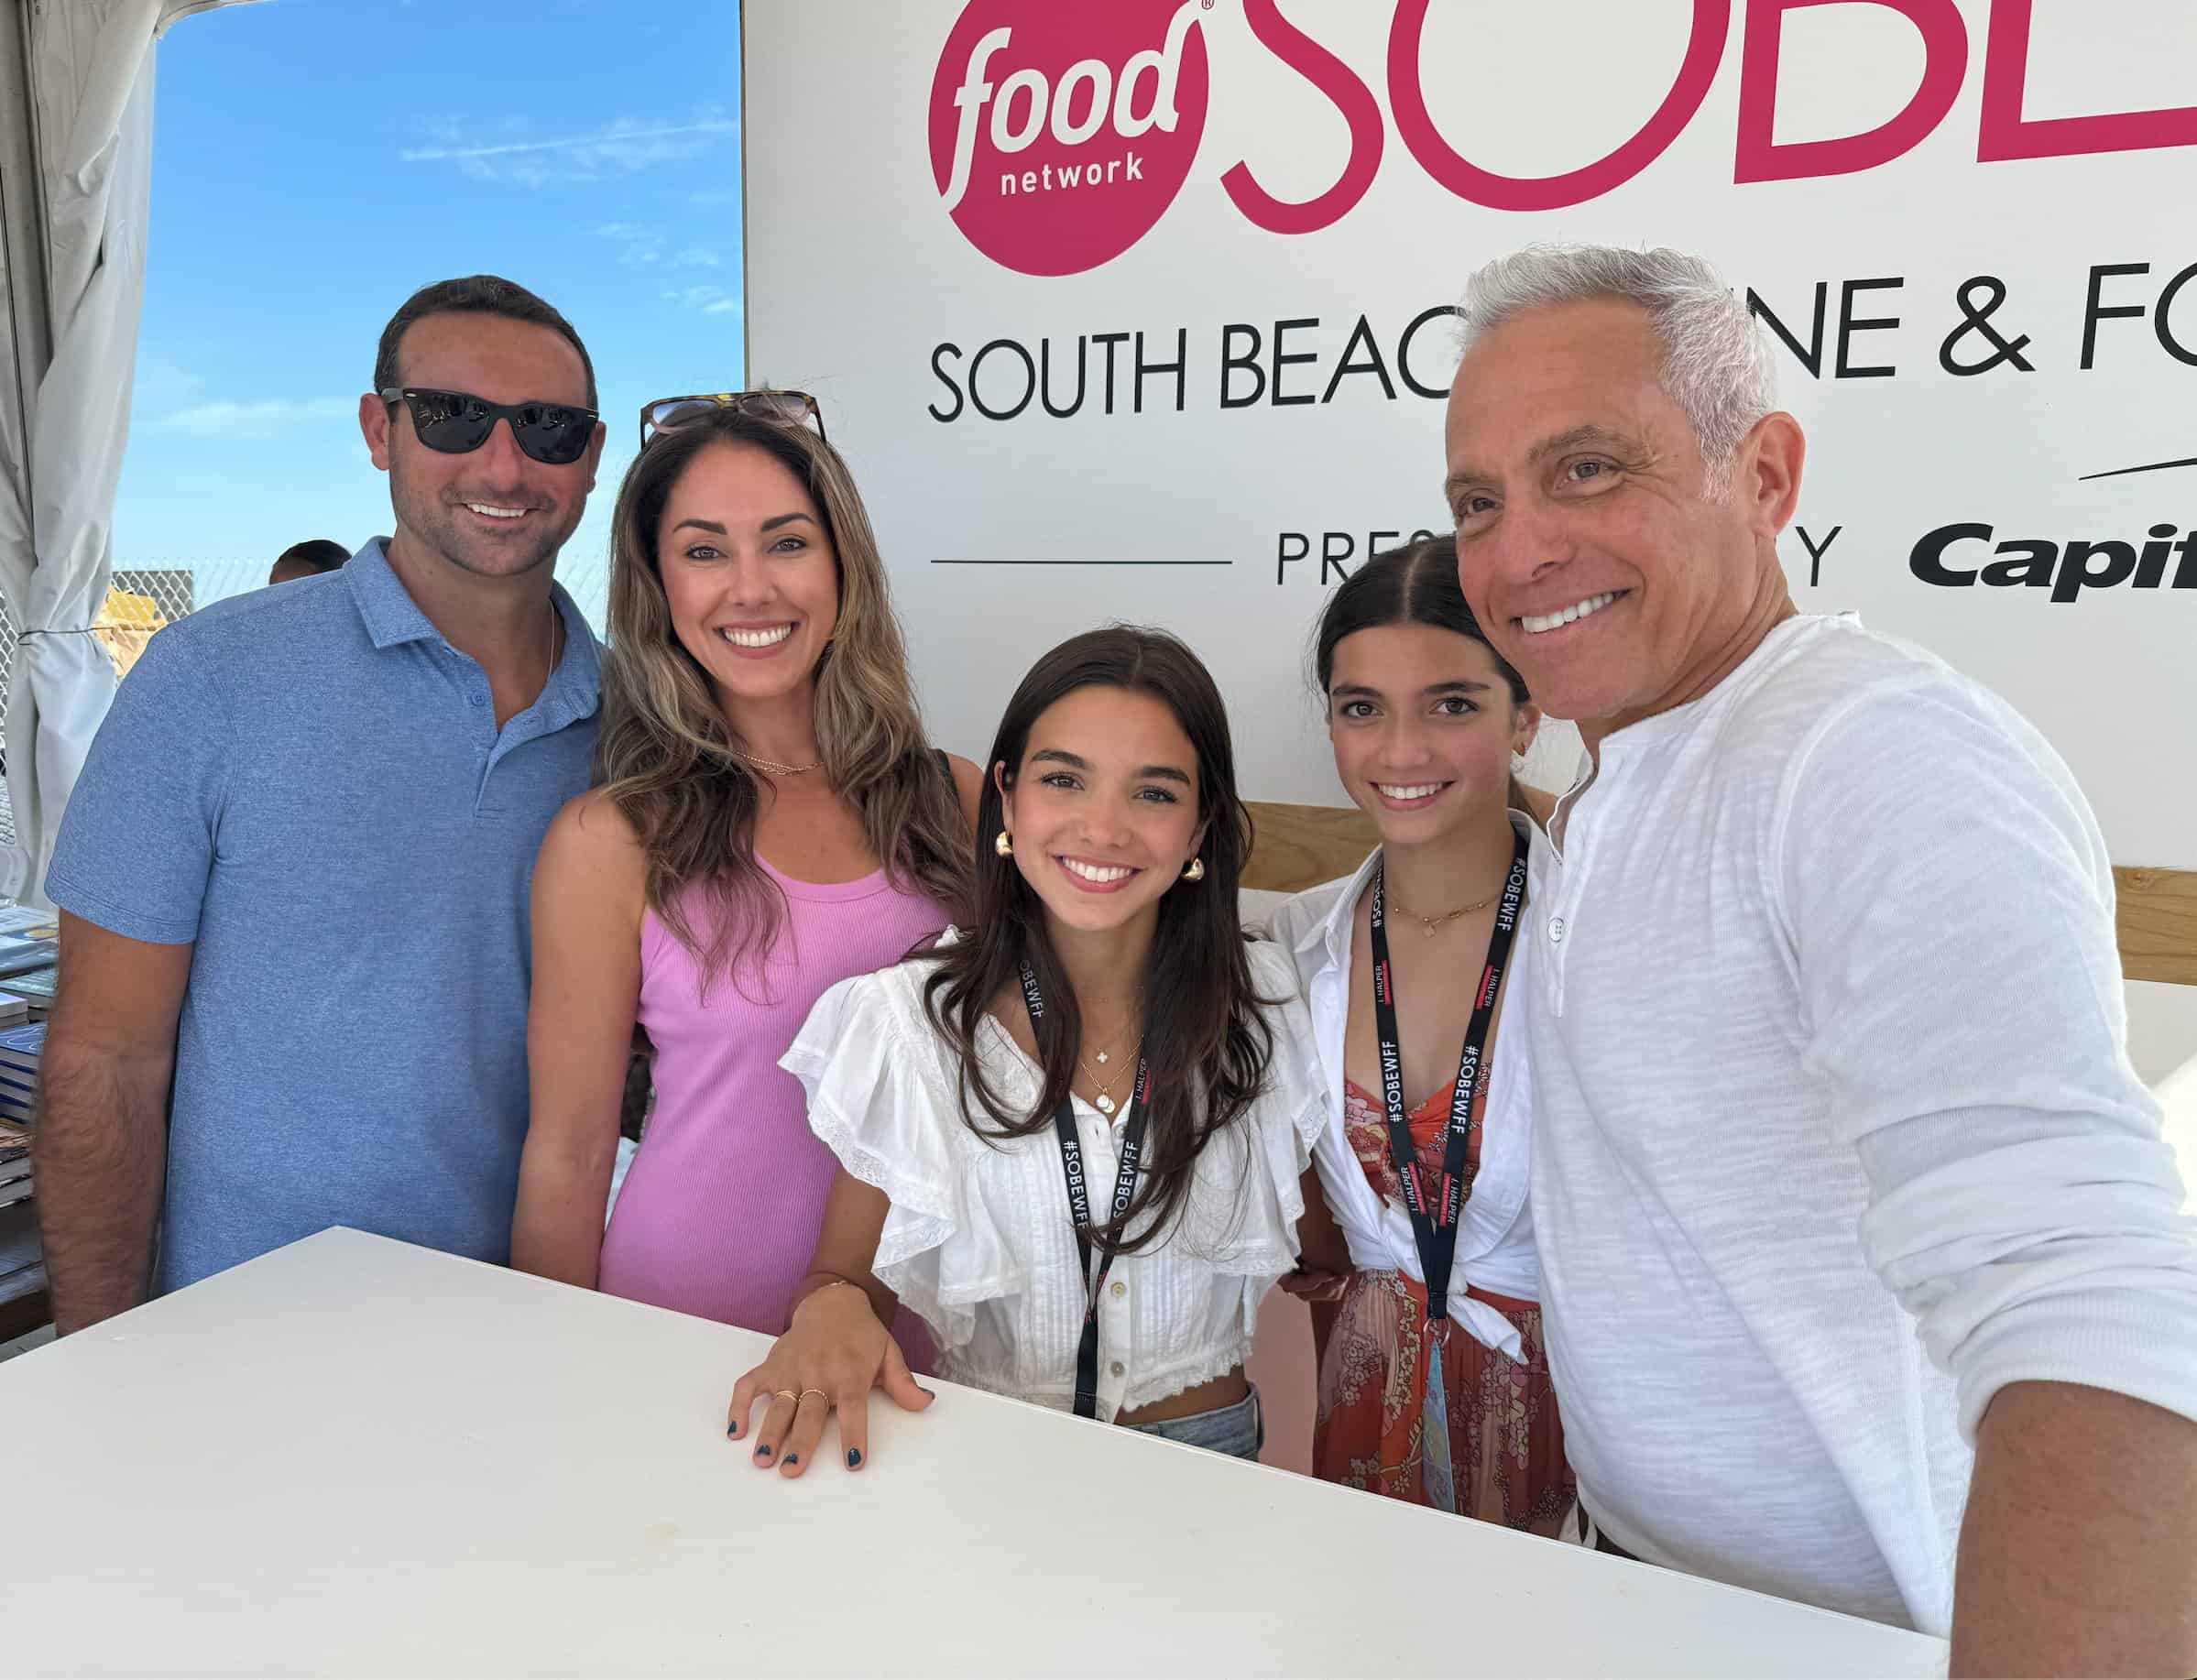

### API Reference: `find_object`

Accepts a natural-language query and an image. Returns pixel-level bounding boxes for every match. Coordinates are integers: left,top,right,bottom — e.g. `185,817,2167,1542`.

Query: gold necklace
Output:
736,748,825,777
1387,885,1500,939
1077,1032,1142,1116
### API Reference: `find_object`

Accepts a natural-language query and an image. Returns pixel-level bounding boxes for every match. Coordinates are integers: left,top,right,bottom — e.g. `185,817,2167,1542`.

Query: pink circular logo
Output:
928,0,1210,278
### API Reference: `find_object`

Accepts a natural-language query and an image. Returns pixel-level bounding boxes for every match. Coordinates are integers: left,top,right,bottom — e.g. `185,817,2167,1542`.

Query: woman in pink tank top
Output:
511,394,978,1363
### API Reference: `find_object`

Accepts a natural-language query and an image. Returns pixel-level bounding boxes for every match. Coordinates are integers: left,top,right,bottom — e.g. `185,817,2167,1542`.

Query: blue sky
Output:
117,0,745,623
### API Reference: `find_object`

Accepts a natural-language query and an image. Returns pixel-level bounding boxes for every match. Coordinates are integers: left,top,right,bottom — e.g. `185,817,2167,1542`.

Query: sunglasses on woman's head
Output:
377,387,599,466
638,390,826,450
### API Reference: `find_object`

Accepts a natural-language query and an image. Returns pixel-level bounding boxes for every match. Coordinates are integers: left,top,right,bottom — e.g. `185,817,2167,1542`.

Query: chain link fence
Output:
0,554,614,855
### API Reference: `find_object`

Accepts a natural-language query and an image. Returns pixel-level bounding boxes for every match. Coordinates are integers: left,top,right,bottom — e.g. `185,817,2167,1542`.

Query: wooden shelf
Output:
1244,801,2197,987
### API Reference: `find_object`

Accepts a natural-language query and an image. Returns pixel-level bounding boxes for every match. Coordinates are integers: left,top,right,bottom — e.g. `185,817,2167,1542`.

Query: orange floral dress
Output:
1311,1076,1572,1532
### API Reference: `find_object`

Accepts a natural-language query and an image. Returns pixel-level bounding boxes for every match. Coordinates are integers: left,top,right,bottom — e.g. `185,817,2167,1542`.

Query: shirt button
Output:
1110,1280,1127,1299
1109,1360,1126,1378
1549,916,1568,944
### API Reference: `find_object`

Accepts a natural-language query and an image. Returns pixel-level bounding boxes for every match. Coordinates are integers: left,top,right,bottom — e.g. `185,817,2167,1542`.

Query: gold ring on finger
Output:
773,1389,799,1402
799,1389,828,1403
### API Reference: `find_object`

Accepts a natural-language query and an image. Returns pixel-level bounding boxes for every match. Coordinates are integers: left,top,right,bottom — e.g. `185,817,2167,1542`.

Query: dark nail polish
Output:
753,1445,772,1460
727,1422,740,1437
847,1448,863,1468
914,1383,935,1397
782,1454,799,1467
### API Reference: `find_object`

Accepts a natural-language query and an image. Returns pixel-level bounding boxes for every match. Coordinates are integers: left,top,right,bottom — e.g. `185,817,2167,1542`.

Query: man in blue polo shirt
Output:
37,275,607,1327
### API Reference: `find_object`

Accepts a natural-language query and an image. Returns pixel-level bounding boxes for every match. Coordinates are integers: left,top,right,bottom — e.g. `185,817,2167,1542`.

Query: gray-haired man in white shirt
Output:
1441,244,2197,1674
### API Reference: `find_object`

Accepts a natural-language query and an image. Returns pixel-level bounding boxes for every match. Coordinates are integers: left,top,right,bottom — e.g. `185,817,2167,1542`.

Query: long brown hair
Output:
595,402,971,991
922,627,1275,1256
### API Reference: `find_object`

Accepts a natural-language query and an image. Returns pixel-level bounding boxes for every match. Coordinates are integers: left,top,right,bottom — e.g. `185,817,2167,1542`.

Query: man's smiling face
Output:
1443,296,1771,731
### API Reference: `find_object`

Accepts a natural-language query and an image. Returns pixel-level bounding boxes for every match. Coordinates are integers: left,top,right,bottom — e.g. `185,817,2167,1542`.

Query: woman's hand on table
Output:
727,1281,933,1477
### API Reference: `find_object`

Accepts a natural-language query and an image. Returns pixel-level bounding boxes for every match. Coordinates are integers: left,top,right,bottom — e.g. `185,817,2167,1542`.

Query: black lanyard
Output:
1366,827,1528,1333
1019,961,1150,1419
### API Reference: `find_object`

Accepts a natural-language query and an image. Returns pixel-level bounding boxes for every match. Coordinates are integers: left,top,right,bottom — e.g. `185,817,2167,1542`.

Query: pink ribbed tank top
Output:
597,856,945,1369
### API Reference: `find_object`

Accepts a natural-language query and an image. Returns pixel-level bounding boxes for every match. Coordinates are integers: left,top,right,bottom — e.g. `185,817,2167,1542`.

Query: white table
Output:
5,1229,1946,1677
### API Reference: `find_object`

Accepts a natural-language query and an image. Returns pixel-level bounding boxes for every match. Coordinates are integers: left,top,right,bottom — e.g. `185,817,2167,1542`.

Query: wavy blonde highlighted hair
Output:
595,401,972,993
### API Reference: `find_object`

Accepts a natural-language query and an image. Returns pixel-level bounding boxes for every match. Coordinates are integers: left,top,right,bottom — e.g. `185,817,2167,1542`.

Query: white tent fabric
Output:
0,0,252,909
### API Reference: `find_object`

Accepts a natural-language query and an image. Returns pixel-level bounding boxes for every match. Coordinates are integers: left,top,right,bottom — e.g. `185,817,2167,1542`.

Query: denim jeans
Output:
1126,1384,1264,1460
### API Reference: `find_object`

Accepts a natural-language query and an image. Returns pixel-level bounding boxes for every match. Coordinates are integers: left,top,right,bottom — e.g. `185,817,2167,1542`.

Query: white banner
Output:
742,0,2196,867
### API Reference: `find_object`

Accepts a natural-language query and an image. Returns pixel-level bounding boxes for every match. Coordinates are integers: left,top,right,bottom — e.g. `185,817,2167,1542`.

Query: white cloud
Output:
148,397,355,440
466,161,574,189
595,222,671,267
658,285,743,319
592,225,727,277
402,120,736,164
403,117,738,187
133,360,202,412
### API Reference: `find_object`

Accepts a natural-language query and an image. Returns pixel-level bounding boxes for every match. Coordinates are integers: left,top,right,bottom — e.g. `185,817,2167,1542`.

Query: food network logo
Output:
929,0,2197,278
929,0,1209,278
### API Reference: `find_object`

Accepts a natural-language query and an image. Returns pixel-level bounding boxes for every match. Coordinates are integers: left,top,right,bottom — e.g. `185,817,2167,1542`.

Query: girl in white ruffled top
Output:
727,626,1325,1475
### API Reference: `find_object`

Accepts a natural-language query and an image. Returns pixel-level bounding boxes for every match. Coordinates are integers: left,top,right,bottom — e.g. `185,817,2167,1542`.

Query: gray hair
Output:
1458,245,1776,466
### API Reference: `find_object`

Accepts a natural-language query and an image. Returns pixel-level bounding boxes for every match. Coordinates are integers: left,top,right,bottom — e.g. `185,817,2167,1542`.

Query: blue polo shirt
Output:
47,539,601,1293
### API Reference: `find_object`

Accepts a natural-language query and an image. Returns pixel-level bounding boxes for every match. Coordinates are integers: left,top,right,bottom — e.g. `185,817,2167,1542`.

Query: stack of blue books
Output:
0,1022,34,1208
0,965,56,1022
0,905,58,1000
0,1022,40,1130
0,930,53,980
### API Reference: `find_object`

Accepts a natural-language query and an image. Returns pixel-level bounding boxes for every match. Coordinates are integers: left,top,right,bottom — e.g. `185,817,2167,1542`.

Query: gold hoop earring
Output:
1182,857,1205,882
994,831,1013,858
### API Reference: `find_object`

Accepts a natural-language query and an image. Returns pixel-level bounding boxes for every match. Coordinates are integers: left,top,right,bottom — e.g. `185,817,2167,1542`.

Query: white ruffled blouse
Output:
781,933,1328,1423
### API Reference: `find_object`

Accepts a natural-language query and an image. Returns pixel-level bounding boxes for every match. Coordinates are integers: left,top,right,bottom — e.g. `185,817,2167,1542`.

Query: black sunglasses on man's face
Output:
378,387,599,466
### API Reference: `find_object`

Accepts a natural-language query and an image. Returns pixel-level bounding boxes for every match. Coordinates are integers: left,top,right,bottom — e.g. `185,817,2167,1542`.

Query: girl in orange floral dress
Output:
1269,536,1571,1530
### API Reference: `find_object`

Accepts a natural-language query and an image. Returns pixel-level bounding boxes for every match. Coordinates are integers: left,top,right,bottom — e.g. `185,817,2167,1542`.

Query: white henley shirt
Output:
1526,613,2197,1632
